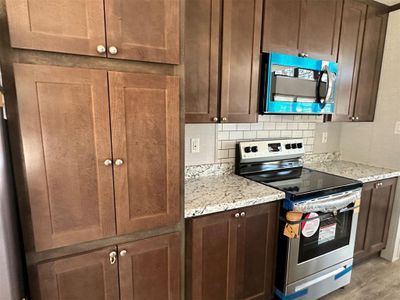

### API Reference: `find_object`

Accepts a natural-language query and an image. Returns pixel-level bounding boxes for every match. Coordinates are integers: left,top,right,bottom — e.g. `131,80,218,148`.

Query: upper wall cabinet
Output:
5,0,180,64
185,0,262,123
14,64,180,251
331,1,388,122
263,0,343,61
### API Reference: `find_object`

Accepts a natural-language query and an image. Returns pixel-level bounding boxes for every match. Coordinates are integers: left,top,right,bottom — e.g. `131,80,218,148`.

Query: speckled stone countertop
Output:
306,160,400,183
185,174,285,218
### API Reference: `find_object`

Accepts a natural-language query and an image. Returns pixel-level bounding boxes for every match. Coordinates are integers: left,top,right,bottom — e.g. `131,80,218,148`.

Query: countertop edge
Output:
184,192,285,219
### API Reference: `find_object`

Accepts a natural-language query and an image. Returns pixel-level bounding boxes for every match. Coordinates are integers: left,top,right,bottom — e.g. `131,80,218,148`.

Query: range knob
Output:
251,146,258,152
291,143,297,149
244,147,251,153
285,144,291,150
297,143,303,149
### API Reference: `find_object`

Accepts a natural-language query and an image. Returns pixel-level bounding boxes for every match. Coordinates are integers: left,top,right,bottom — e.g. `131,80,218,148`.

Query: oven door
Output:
286,201,359,284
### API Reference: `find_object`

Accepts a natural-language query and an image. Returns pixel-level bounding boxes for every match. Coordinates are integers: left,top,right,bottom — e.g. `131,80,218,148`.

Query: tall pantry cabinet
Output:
3,0,182,299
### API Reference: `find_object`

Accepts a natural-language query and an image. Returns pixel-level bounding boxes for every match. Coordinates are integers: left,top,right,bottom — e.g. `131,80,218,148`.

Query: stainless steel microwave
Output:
260,53,338,114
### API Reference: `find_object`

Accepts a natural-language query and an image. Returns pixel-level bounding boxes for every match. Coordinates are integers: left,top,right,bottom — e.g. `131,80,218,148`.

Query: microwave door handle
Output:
325,67,334,102
317,66,333,108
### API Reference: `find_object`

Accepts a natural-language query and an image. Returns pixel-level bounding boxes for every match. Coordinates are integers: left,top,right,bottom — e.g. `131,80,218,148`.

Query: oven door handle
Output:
281,205,360,225
291,192,360,213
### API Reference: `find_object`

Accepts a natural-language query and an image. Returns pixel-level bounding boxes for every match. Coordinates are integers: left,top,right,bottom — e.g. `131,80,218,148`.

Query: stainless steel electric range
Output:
235,138,363,300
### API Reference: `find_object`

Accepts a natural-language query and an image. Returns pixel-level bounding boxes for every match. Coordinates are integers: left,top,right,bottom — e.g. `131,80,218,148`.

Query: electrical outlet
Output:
322,132,328,144
191,138,200,153
395,122,400,135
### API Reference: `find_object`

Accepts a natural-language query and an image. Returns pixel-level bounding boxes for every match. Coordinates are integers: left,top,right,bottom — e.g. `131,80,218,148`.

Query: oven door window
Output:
298,210,353,263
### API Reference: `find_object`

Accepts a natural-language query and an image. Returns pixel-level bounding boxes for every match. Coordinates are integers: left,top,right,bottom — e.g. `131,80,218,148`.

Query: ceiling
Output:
374,0,400,5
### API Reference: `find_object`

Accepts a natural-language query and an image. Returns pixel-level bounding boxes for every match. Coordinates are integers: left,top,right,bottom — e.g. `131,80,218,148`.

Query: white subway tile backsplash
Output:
243,131,257,139
263,122,276,130
256,131,269,139
250,122,264,130
276,123,287,130
213,115,323,162
237,123,251,130
269,131,281,138
222,123,237,131
229,131,243,140
218,131,229,140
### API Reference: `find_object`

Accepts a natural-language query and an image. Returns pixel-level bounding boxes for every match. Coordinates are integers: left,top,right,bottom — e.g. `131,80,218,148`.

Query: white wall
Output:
340,10,400,261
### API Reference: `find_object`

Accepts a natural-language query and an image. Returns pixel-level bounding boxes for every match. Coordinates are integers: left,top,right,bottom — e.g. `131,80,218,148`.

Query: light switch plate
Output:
191,138,200,153
395,122,400,135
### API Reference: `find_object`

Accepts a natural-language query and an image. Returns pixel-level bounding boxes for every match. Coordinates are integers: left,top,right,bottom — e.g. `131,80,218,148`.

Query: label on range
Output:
318,223,337,245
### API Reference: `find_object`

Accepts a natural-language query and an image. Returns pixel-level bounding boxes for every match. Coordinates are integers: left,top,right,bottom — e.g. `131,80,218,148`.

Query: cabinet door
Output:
109,72,180,235
364,178,397,253
105,0,180,64
354,182,373,261
353,5,388,122
36,247,119,300
299,0,342,61
187,210,239,300
262,0,302,55
184,0,221,123
236,203,279,300
6,0,106,56
118,233,181,300
14,64,115,251
332,0,366,122
220,0,262,123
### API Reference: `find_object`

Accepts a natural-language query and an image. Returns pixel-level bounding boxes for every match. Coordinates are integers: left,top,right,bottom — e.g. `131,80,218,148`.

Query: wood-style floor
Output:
322,257,400,299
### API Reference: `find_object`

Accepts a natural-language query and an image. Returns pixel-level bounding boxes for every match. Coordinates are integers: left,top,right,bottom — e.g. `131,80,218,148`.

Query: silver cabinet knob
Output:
240,212,246,217
109,46,118,55
221,117,227,122
355,116,359,121
120,250,127,257
375,182,383,188
299,53,309,58
109,251,117,265
350,116,355,121
212,117,218,122
104,159,113,166
234,212,240,218
97,45,106,54
115,159,124,166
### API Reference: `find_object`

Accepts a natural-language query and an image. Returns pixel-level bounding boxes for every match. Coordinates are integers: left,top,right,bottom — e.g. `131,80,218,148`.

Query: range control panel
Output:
239,138,305,161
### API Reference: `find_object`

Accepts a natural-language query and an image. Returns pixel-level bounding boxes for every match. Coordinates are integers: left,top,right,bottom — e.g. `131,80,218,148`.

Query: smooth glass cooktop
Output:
246,168,362,200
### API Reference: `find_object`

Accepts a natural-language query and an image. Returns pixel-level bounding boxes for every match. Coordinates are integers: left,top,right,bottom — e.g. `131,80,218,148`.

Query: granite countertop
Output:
306,160,400,183
184,174,285,218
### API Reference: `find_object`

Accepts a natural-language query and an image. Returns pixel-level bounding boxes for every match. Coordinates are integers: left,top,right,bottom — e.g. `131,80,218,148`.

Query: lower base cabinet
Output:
34,232,181,300
186,202,279,300
354,178,397,263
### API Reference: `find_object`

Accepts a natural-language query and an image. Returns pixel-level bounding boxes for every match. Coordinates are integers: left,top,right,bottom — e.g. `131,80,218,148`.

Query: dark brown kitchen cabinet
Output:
14,64,180,251
263,0,343,61
352,4,388,122
118,233,181,300
332,0,367,122
5,0,180,64
354,178,397,264
35,247,120,300
331,2,388,122
104,0,180,63
14,63,116,251
109,71,181,235
34,233,181,300
184,0,262,123
186,202,279,300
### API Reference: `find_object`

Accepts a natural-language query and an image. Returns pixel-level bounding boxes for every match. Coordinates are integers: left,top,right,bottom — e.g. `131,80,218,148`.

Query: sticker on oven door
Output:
301,213,320,237
318,223,337,245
